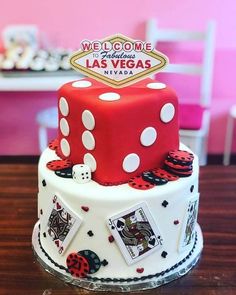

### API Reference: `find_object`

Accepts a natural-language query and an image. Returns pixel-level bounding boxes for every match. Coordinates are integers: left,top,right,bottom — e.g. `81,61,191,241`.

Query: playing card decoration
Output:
41,195,82,255
108,202,163,265
178,194,199,252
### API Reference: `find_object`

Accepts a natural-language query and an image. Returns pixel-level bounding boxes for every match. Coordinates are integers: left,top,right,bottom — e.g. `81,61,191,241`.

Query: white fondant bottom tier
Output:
34,146,202,290
32,222,203,291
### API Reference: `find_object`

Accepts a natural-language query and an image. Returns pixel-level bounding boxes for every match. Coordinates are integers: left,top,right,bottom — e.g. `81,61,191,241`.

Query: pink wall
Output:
0,0,236,155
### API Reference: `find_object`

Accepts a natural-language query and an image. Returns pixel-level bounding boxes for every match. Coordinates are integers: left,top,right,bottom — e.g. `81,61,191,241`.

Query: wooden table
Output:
0,164,236,295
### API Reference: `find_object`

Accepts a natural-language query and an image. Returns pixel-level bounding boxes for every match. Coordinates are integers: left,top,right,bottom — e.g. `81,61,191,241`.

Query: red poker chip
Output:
128,176,155,190
166,155,192,166
66,253,90,278
48,138,59,151
46,159,73,171
164,160,193,171
152,168,179,181
165,166,193,177
168,150,194,162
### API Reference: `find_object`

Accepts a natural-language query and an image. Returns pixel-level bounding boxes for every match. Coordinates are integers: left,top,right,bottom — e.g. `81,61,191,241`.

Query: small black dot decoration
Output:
162,200,169,208
190,185,194,193
42,179,46,187
161,251,168,258
101,259,108,266
40,209,43,215
87,230,94,237
43,232,46,238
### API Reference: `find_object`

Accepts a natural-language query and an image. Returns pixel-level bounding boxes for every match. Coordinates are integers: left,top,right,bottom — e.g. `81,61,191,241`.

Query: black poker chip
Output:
142,171,168,185
78,250,101,274
55,167,73,178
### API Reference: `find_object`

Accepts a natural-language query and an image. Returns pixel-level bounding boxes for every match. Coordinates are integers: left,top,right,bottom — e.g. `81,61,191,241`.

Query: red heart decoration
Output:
81,206,89,212
56,202,61,210
108,235,114,243
55,240,60,247
136,268,144,273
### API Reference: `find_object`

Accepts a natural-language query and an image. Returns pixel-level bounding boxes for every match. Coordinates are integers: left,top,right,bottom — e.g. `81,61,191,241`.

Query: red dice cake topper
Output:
57,77,179,185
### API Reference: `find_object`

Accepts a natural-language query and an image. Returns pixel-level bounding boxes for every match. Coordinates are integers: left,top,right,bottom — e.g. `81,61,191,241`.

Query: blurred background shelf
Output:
0,72,83,91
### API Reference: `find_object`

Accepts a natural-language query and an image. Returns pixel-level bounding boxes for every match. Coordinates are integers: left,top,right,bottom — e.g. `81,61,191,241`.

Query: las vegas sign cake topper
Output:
70,34,169,88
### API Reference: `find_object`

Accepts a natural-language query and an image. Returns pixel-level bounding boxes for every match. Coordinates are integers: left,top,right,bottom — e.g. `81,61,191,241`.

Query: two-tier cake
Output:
32,76,203,291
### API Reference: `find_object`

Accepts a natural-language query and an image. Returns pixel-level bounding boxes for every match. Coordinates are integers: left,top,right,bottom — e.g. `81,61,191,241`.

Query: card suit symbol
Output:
55,240,60,247
87,230,94,237
162,200,169,207
136,267,144,273
149,237,156,246
161,251,168,258
81,206,89,212
43,232,46,238
56,202,61,210
108,235,114,243
174,220,179,225
101,259,108,266
117,220,125,229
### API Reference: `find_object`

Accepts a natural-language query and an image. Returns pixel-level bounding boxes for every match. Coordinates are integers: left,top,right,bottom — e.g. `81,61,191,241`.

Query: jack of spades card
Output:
108,202,163,265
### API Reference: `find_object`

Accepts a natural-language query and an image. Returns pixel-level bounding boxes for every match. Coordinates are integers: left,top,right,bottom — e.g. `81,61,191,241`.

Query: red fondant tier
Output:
57,78,179,185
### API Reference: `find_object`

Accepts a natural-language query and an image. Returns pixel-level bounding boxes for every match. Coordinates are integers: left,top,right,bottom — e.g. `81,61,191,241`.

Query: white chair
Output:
223,105,236,165
36,75,84,152
146,19,216,165
36,107,58,152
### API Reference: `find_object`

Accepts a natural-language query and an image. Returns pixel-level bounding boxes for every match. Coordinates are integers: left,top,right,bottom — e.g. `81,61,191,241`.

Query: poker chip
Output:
66,252,90,278
164,166,192,177
168,150,194,162
163,150,193,178
128,175,155,190
142,171,168,185
46,159,73,171
152,168,179,181
78,250,101,274
48,138,59,151
166,155,191,166
164,159,192,171
55,167,73,178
